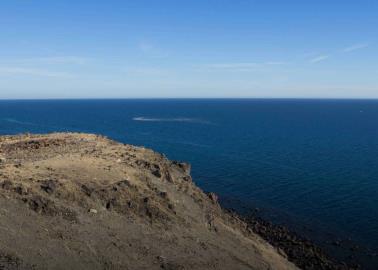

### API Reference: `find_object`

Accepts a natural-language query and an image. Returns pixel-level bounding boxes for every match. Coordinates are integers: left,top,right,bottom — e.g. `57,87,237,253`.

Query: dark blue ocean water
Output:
1,99,378,266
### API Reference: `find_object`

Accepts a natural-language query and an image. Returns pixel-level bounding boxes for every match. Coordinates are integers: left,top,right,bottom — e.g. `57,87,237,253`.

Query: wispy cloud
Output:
34,56,90,64
204,61,286,71
306,43,368,64
0,67,71,77
309,55,330,64
0,56,88,78
207,63,258,69
342,43,369,53
123,67,172,76
10,56,91,65
264,61,286,65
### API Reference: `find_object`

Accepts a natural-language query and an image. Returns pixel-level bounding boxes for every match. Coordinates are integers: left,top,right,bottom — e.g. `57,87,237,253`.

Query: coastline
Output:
219,199,377,270
226,208,359,270
0,133,298,270
1,132,376,269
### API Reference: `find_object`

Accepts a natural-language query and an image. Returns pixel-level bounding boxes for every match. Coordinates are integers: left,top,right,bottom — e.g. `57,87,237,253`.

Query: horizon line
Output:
1,97,378,101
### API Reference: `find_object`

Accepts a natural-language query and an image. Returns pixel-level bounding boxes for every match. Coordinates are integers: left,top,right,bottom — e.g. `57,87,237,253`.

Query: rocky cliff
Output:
0,133,297,270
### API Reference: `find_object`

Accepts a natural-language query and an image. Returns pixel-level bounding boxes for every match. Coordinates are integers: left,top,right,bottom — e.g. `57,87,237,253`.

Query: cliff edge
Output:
0,133,298,270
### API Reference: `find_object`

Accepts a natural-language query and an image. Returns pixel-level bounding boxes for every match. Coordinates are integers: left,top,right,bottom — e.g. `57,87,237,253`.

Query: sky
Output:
0,0,377,99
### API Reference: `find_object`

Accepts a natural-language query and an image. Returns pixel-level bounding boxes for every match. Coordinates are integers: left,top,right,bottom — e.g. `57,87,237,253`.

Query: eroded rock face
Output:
0,133,298,270
172,161,191,175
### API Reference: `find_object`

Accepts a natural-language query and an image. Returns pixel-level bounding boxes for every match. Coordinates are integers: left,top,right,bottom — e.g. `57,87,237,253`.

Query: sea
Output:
1,99,377,268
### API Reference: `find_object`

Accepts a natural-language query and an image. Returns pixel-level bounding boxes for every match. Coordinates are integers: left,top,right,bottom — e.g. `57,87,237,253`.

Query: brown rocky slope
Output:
0,133,298,270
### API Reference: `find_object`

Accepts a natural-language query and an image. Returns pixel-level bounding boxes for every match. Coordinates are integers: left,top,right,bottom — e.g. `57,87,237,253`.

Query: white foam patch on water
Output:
1,118,60,129
132,117,211,124
2,118,36,126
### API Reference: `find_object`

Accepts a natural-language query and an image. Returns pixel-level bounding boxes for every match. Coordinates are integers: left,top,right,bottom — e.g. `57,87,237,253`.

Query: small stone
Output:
1,180,13,190
182,176,192,182
207,192,218,204
156,255,166,262
40,180,57,194
14,185,28,195
277,248,287,258
89,209,98,214
159,191,168,199
151,169,162,178
331,240,341,246
81,184,94,197
173,161,191,174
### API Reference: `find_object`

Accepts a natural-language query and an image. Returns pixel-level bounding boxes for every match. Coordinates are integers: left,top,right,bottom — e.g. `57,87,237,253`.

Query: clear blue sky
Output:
0,0,377,99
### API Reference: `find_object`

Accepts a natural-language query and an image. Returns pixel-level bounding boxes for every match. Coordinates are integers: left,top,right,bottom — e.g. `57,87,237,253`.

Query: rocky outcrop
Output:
0,133,298,270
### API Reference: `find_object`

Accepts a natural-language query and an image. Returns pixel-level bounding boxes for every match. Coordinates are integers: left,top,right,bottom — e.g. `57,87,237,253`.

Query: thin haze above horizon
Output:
0,0,377,99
